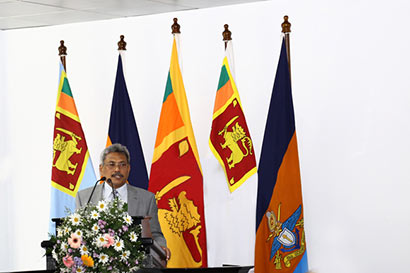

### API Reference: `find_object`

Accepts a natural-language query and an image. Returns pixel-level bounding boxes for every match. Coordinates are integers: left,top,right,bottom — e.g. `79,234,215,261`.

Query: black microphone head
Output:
107,178,112,183
100,177,107,181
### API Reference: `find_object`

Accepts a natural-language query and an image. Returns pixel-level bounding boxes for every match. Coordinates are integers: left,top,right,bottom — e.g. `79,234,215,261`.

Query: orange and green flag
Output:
148,34,207,268
50,62,96,232
209,40,257,192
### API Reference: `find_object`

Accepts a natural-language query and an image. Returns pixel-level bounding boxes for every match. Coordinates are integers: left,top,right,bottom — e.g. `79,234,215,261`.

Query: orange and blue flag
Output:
255,38,308,273
209,40,257,192
149,35,207,268
107,53,148,189
50,62,96,232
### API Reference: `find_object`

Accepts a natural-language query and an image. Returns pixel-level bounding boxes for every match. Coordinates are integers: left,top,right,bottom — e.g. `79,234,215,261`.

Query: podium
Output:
138,216,167,268
41,216,167,270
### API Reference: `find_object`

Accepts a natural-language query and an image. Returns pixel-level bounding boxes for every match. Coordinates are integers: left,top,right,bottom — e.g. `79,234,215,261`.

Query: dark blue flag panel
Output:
108,55,148,189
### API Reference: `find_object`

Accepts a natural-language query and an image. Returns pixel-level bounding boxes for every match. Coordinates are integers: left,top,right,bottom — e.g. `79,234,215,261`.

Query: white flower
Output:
129,231,138,242
60,242,68,251
92,223,99,233
70,213,81,226
63,226,71,235
97,200,107,212
56,227,63,238
123,215,133,225
95,234,107,247
74,267,85,273
79,245,89,255
113,239,124,251
90,210,100,219
99,253,109,264
74,229,83,237
121,250,130,261
52,250,58,260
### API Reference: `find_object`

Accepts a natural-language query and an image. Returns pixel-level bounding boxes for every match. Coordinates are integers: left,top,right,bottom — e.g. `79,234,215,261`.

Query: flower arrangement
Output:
50,198,146,273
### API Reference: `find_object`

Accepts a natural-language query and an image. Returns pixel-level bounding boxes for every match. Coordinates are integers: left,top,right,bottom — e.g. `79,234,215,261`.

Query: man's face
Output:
99,152,130,189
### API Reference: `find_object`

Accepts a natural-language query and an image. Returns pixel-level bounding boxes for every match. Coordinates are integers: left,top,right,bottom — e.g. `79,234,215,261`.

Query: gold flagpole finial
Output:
118,35,127,50
171,18,181,34
281,15,291,34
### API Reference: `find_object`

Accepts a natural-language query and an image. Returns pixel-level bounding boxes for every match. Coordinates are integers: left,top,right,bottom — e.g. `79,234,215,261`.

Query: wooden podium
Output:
41,216,167,270
137,216,167,268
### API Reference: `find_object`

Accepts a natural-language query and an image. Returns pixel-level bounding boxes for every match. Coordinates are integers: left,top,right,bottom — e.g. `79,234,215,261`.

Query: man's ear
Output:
99,164,103,175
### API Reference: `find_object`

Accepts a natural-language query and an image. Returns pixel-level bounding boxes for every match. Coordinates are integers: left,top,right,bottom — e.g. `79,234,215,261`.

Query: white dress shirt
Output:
102,181,128,202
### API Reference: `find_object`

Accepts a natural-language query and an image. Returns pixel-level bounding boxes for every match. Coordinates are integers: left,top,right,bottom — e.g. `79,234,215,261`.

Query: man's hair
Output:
100,143,130,164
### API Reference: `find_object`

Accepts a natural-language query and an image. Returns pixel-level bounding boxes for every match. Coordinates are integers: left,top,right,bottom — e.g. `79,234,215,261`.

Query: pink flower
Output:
67,233,82,249
62,255,74,268
103,233,114,248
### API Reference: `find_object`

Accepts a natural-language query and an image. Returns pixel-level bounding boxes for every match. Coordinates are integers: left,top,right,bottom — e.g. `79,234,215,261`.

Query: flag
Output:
149,35,207,268
50,62,96,232
107,53,148,189
209,40,257,192
255,38,308,273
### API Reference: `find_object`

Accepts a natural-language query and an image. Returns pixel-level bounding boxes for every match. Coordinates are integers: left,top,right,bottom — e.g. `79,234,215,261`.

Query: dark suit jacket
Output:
75,183,166,247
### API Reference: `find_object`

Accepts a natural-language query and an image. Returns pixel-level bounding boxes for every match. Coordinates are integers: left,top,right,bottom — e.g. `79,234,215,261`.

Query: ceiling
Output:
0,0,264,30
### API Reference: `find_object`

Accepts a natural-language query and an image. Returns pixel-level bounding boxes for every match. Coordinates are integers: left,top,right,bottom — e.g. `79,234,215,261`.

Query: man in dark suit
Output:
76,143,171,260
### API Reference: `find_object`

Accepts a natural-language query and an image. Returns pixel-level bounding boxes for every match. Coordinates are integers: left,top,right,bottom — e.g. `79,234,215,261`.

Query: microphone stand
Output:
107,178,118,200
87,177,107,205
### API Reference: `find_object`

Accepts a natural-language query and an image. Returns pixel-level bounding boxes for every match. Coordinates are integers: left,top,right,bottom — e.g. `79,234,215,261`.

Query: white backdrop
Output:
1,0,410,272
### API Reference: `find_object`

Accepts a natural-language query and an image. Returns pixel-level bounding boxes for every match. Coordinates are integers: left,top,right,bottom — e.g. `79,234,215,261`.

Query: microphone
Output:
106,178,118,200
86,177,106,205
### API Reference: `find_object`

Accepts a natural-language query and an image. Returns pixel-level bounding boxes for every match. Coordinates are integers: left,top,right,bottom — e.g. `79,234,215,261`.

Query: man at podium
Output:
75,143,171,261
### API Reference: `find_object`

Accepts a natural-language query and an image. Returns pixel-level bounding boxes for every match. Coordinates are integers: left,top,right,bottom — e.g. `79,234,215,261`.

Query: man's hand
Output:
161,246,171,261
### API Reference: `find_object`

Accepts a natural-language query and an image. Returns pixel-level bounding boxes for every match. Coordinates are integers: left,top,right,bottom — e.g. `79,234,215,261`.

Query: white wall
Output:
0,29,12,267
1,0,410,272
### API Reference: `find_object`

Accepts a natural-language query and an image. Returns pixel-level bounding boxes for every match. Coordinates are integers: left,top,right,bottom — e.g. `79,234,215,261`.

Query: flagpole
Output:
222,24,232,50
281,15,291,77
58,40,67,71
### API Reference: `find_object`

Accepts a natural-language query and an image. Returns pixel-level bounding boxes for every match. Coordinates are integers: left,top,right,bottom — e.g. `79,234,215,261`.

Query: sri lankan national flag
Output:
107,53,148,189
255,38,308,273
149,34,207,268
209,40,256,192
50,62,96,232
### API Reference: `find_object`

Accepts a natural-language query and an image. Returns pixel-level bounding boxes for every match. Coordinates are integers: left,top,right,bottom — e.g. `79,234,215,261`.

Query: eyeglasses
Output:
104,161,128,169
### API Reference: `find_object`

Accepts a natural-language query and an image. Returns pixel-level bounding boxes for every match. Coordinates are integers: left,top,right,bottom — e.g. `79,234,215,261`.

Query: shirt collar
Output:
103,181,128,202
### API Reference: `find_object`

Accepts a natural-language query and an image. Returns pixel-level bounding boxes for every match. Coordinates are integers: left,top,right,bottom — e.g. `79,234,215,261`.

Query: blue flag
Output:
107,54,148,189
254,38,308,273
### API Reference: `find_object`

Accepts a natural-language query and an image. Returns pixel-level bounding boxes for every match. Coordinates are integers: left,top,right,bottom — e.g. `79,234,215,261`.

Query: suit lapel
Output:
127,184,139,215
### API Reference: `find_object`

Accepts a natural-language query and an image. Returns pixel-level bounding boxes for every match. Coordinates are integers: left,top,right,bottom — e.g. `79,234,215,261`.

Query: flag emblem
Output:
209,44,256,192
217,111,253,171
266,204,305,270
51,69,90,197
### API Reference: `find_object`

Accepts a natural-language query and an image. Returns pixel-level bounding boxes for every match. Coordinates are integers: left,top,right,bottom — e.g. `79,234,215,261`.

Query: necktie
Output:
112,189,119,200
